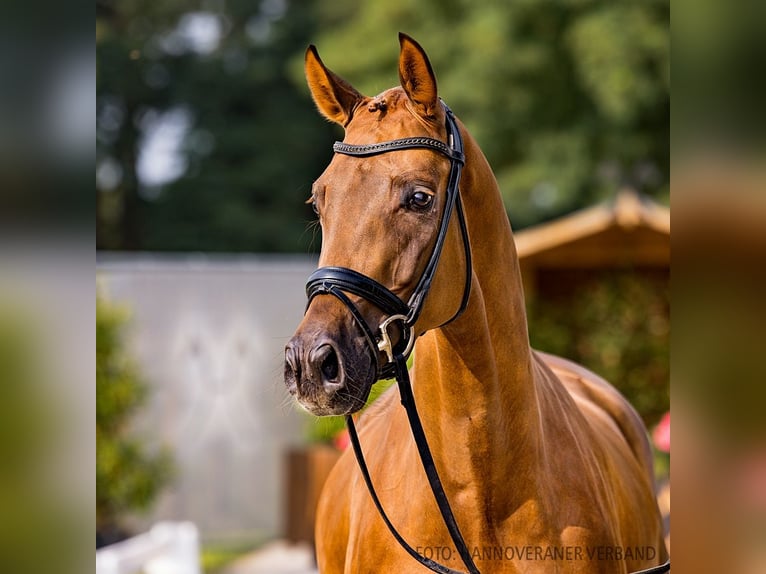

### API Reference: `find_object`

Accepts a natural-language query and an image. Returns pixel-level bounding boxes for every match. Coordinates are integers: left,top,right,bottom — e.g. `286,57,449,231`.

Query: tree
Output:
308,0,669,229
96,293,173,546
527,270,669,427
97,0,668,251
97,0,335,252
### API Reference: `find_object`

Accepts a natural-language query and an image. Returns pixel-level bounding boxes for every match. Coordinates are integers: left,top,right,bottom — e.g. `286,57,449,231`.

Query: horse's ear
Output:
305,45,363,126
398,33,438,118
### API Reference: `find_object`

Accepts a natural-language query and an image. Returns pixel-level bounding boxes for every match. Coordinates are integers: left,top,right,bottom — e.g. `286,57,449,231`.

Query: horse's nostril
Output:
285,347,297,370
284,344,301,392
319,345,339,381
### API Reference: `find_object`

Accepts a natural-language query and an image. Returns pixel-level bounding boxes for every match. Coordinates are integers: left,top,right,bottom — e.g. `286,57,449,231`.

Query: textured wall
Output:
98,254,317,541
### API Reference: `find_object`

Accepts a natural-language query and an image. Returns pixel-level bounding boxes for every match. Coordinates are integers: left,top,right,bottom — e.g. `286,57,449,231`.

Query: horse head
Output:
284,34,470,416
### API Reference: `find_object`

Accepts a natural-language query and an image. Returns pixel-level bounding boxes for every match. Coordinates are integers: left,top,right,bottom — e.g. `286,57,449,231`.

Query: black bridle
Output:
306,101,471,380
303,101,670,574
306,101,478,574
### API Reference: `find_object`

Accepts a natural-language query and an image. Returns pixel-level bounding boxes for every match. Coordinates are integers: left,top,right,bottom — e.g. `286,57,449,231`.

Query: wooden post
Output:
284,445,342,546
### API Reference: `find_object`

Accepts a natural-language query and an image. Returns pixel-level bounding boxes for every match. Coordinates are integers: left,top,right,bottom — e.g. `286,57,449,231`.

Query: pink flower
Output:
652,411,670,453
333,428,350,451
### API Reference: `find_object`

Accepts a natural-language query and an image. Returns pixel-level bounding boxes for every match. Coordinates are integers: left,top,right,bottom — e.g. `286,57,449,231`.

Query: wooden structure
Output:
515,188,670,300
284,446,341,546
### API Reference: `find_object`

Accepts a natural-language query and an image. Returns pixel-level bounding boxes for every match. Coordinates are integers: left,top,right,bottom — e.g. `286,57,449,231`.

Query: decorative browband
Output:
333,137,464,163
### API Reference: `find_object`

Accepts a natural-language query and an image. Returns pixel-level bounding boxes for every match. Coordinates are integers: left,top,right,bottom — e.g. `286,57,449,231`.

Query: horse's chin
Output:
298,386,372,417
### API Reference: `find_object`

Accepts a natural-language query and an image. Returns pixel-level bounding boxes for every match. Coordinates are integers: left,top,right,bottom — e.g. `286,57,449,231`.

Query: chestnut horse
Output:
285,34,668,573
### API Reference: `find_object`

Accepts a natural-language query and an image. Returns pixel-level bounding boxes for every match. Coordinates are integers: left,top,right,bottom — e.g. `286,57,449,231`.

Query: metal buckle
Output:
377,314,414,364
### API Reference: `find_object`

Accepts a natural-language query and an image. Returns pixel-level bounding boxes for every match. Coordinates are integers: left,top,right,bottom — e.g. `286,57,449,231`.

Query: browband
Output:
333,137,464,163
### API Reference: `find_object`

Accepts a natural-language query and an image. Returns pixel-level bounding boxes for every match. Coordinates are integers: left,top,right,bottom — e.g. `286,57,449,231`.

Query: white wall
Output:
98,254,317,542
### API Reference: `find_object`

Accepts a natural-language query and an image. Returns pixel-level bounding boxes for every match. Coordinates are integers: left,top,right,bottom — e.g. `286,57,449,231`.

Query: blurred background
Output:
94,1,672,572
96,0,669,251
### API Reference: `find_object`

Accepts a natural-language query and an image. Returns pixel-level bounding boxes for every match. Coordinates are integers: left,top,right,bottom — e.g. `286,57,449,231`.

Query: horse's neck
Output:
411,130,543,516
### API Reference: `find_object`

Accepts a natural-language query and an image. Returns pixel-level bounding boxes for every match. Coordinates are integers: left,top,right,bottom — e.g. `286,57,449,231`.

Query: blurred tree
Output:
97,0,668,251
308,0,669,229
97,0,334,252
527,270,670,427
0,304,79,572
674,0,766,151
96,293,173,546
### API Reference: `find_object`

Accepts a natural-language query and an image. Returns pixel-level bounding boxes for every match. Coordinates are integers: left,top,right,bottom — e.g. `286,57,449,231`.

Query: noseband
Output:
302,102,669,574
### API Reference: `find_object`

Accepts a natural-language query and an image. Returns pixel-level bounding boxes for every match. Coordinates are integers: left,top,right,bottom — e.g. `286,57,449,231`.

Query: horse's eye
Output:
409,190,433,210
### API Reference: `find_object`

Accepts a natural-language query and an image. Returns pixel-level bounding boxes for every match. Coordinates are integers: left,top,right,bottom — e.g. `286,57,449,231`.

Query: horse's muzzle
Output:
284,306,376,415
284,337,342,392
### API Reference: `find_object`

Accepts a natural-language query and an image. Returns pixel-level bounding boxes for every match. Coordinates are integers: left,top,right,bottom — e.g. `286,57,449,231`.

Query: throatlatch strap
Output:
346,354,481,574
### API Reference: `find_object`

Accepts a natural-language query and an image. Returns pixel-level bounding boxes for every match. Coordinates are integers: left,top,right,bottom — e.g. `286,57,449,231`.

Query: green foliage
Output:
303,0,669,229
97,0,668,252
0,305,49,469
674,0,766,149
304,411,346,446
96,293,173,535
527,270,669,427
97,0,335,252
305,377,397,444
0,303,77,573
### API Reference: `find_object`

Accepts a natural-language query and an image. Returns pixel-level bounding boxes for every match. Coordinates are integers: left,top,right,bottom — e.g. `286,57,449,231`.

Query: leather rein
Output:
303,101,670,574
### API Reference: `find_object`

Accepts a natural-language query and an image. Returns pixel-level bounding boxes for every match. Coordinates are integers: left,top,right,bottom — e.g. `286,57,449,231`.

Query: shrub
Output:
527,270,669,428
96,292,173,546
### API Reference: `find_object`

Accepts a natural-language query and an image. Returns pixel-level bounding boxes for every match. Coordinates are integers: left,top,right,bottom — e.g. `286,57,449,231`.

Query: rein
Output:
303,101,669,574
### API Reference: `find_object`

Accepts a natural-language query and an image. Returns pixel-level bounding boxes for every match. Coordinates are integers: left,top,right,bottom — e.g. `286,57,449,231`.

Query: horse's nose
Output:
284,337,344,395
284,341,302,395
311,343,343,390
